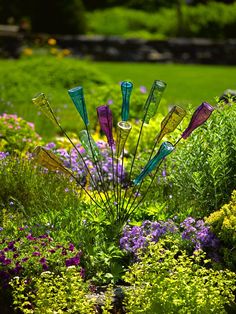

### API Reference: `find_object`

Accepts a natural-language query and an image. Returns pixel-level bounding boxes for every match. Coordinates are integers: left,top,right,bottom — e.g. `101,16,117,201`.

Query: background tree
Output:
0,0,87,34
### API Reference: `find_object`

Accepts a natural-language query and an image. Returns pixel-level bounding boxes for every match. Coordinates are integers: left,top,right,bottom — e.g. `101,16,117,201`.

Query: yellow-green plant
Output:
10,266,115,313
123,238,236,314
206,190,236,270
10,267,96,314
206,190,236,246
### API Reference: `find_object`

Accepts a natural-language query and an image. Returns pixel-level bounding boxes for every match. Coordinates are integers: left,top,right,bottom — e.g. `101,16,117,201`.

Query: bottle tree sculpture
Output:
32,80,214,225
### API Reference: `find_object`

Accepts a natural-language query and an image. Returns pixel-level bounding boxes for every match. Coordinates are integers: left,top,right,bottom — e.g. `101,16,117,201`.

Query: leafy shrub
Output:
123,239,236,314
0,227,83,287
87,3,236,39
85,83,149,129
183,2,236,39
120,217,220,261
0,113,42,155
0,56,109,103
0,56,110,137
0,156,81,217
160,101,236,218
10,267,97,314
87,7,176,39
206,190,236,246
206,190,236,270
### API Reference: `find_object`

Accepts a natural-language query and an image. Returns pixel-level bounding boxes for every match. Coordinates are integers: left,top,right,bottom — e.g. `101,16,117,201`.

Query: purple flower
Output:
0,152,9,160
42,263,49,271
65,253,81,267
7,241,15,250
32,251,41,257
26,234,36,241
69,243,75,252
39,257,46,264
3,258,12,265
140,86,147,94
45,142,56,150
80,267,85,278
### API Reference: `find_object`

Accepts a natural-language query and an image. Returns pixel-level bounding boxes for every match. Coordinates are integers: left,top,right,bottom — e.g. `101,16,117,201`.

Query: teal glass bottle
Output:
68,86,89,126
121,81,133,121
133,141,174,185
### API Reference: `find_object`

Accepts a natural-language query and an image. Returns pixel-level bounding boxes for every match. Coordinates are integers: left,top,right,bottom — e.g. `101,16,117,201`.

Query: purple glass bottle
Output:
182,102,214,139
97,105,114,147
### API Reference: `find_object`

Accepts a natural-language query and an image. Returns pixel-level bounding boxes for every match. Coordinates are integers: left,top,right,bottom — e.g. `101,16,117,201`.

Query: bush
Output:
0,227,83,287
0,156,81,217
159,101,236,218
0,56,110,137
85,83,149,129
87,7,176,39
206,190,236,246
0,113,42,155
10,267,97,314
183,2,236,39
120,217,220,262
206,190,236,270
123,238,236,314
87,3,236,39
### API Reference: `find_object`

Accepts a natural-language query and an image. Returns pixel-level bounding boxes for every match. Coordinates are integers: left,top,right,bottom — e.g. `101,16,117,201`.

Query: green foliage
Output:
87,7,176,39
87,3,236,39
183,2,236,39
0,56,110,138
45,205,127,284
206,190,236,270
10,267,97,313
0,227,83,283
0,156,81,218
123,238,236,314
206,190,236,246
161,101,236,218
85,83,148,129
83,0,174,12
0,155,126,284
0,113,42,155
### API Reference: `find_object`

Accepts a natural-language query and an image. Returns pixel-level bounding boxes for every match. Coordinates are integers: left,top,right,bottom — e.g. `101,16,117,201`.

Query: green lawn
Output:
93,62,236,106
1,56,236,138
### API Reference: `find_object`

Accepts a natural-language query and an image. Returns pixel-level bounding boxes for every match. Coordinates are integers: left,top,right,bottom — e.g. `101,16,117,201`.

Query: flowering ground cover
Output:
0,81,236,313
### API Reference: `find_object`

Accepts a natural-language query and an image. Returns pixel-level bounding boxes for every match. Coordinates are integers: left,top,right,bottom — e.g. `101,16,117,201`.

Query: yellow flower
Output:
50,47,58,55
48,38,57,46
22,48,33,56
62,49,71,56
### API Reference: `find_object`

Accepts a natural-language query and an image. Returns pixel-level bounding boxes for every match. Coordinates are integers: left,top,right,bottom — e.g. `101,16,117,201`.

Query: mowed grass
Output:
1,56,235,138
93,62,236,107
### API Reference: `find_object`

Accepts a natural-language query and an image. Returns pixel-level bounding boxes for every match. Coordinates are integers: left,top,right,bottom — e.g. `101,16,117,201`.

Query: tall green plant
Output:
0,156,81,218
162,101,236,218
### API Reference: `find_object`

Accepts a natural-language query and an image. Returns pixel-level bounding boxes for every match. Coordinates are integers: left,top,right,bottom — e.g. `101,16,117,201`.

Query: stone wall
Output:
56,35,236,64
1,31,236,64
